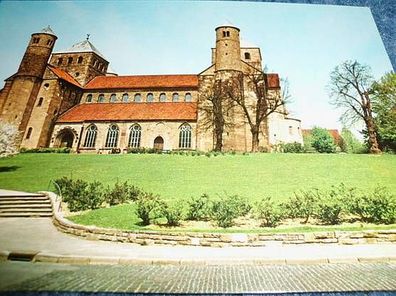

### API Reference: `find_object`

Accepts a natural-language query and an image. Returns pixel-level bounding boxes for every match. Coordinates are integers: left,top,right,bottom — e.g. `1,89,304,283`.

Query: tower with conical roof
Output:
49,36,109,85
0,26,57,145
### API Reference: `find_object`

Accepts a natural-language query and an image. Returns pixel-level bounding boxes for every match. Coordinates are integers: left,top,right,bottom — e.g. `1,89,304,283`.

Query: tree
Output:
340,128,366,153
311,127,336,153
225,70,289,152
0,122,19,157
371,72,396,152
329,60,381,154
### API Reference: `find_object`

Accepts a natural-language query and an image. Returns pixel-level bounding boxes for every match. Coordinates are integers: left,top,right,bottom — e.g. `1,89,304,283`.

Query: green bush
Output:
282,189,320,223
280,142,304,153
186,194,212,221
160,202,184,226
210,194,251,228
104,181,142,206
347,186,396,224
135,192,161,225
255,197,283,227
54,177,73,202
20,147,71,153
311,127,336,153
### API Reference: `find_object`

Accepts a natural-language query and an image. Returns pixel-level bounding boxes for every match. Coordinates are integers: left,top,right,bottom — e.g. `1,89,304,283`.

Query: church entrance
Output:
55,129,74,148
153,136,164,151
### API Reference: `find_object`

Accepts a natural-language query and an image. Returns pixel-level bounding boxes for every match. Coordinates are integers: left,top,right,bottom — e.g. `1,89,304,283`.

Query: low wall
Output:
44,192,396,247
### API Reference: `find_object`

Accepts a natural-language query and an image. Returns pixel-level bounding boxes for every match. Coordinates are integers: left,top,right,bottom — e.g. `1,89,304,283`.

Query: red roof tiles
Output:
48,66,81,87
57,102,197,123
85,75,199,90
266,73,280,89
302,129,341,145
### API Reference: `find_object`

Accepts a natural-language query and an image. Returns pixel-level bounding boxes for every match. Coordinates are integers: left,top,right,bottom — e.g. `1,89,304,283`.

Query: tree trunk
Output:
251,127,259,152
366,117,381,154
214,124,223,151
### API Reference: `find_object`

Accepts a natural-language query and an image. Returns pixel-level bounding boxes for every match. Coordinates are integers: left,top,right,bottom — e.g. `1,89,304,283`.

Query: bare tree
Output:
226,70,288,152
0,122,20,157
329,60,381,154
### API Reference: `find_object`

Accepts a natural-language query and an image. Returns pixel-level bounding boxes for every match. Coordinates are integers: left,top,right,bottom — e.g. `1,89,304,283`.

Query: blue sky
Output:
0,1,392,131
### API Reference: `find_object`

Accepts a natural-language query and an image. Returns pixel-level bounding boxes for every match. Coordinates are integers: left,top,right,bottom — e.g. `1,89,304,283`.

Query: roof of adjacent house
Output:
56,102,198,123
302,129,341,144
84,74,199,90
48,65,81,87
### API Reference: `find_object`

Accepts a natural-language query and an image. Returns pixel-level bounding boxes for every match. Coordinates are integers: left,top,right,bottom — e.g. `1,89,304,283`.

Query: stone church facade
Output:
0,25,302,153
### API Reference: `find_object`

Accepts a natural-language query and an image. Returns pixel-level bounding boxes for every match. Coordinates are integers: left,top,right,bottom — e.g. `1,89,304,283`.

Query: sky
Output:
0,0,393,132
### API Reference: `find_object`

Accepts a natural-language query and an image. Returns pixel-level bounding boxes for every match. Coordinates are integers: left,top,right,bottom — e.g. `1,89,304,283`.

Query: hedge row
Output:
54,178,396,227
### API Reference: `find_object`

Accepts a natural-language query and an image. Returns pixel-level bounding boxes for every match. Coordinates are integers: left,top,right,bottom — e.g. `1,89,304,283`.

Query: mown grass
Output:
1,153,395,202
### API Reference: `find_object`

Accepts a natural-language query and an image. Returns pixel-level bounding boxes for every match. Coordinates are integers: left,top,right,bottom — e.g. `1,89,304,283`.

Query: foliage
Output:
279,142,304,153
255,197,283,227
211,194,251,228
315,185,348,225
20,147,71,153
347,186,396,224
310,127,336,153
127,147,157,154
135,192,161,225
0,122,19,158
160,201,184,226
103,181,142,206
302,134,316,153
340,128,367,154
186,194,212,221
371,72,396,152
282,189,321,223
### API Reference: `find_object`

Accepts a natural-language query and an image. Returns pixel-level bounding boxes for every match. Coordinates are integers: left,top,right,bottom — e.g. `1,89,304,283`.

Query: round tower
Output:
214,24,241,72
17,26,57,78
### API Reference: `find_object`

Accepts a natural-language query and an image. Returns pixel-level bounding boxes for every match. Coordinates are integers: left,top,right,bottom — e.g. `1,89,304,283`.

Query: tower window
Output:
37,97,44,107
77,56,83,64
57,58,63,65
32,37,40,44
46,40,53,46
93,60,98,67
223,31,226,38
244,52,251,60
75,72,80,77
26,127,33,139
44,83,49,90
67,57,73,65
226,31,230,37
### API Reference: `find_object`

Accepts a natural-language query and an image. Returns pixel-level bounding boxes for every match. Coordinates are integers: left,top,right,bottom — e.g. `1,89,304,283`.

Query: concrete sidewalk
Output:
0,218,395,265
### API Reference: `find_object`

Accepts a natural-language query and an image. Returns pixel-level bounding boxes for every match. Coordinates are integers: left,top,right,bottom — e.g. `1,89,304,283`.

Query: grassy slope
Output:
0,153,395,202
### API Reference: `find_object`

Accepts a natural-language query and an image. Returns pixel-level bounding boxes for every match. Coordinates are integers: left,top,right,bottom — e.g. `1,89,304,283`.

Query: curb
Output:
2,249,395,266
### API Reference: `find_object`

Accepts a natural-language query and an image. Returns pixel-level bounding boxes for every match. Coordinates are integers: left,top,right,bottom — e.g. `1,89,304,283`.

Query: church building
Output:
0,24,302,152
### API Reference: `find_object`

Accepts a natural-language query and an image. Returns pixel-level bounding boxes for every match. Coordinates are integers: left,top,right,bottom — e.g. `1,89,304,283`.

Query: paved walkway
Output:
0,218,395,265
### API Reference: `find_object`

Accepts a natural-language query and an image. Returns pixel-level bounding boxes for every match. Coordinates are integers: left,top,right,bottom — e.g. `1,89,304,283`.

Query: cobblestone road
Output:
1,261,395,293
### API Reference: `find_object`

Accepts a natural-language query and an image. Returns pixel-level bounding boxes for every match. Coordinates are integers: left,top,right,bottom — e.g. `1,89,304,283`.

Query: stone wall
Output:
44,192,396,247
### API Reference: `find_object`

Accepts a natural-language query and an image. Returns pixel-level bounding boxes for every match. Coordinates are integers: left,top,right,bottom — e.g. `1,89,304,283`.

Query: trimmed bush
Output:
255,197,283,227
160,202,184,226
210,194,251,228
20,147,71,153
135,192,161,225
104,181,142,206
280,142,304,153
186,194,212,221
282,189,320,223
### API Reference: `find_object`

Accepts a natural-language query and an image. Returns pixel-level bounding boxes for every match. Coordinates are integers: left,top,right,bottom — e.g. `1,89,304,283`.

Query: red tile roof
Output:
266,73,280,89
57,102,197,123
302,129,341,145
48,65,81,87
85,74,199,90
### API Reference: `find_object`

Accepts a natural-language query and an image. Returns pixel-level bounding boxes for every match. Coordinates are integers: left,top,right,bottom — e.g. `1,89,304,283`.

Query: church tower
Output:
214,24,241,72
0,26,57,144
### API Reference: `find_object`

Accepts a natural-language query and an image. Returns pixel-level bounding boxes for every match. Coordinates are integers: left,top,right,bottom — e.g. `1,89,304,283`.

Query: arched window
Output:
86,94,93,103
57,58,63,65
185,93,192,102
93,60,98,67
159,93,167,102
110,94,117,102
67,57,73,65
244,52,251,60
172,93,179,102
77,56,83,64
26,127,33,139
179,123,192,149
122,93,129,102
83,125,97,148
146,93,154,102
134,93,141,102
98,94,105,103
128,124,141,148
105,125,119,148
37,97,44,107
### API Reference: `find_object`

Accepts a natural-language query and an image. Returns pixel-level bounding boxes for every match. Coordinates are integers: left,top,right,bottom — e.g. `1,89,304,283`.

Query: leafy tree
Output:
340,128,366,153
0,122,19,158
311,127,336,153
329,60,381,153
371,72,396,152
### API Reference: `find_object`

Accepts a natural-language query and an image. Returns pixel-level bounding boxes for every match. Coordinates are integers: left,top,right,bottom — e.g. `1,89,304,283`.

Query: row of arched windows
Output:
57,56,84,66
83,123,192,149
86,92,192,103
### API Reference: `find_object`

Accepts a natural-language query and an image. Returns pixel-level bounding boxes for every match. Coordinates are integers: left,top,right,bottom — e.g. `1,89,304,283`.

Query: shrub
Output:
20,147,71,153
311,127,336,153
135,192,161,225
54,176,74,202
255,197,283,227
210,194,251,228
104,181,142,206
186,194,212,221
282,189,320,223
280,142,304,153
347,186,396,224
160,202,184,226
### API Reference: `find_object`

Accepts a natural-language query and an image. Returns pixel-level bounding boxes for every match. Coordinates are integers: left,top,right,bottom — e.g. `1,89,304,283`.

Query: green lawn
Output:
0,153,395,202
